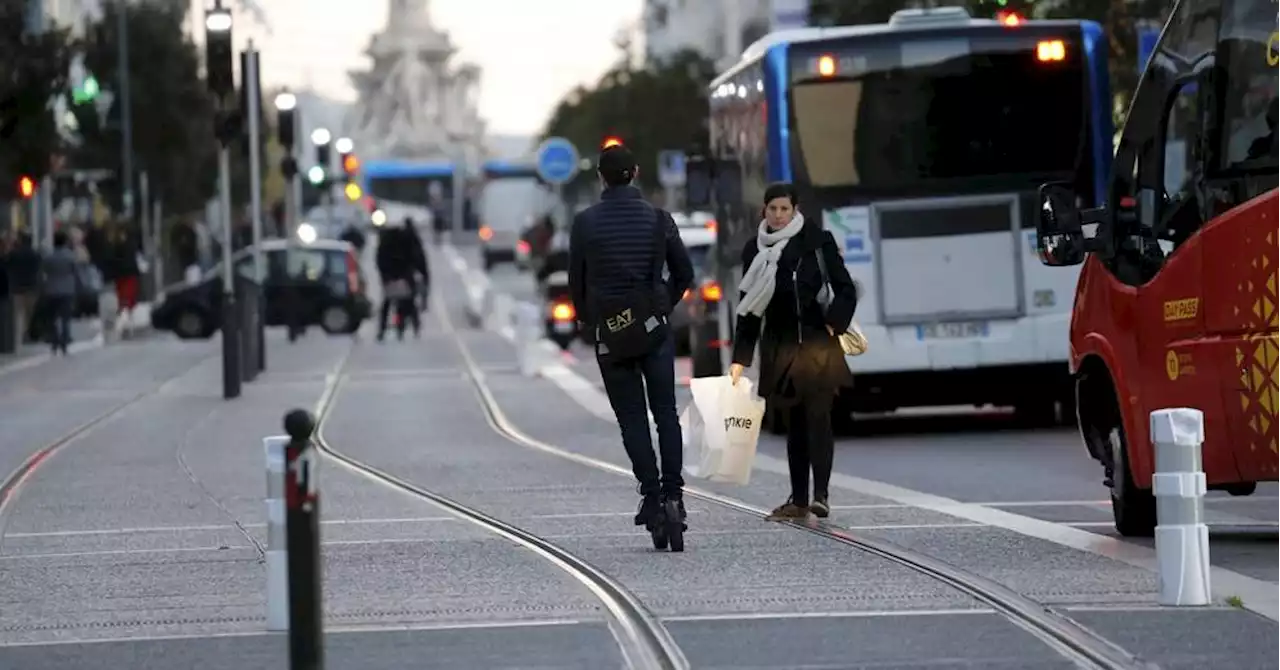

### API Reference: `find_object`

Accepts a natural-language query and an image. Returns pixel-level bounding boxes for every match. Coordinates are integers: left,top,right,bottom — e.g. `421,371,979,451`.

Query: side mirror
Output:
1036,183,1086,266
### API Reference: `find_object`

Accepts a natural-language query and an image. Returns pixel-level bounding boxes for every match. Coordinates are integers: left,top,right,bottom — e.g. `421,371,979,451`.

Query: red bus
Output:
1035,0,1277,536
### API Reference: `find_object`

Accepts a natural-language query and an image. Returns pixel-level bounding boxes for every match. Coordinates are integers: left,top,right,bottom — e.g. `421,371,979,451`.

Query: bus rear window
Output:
789,35,1087,191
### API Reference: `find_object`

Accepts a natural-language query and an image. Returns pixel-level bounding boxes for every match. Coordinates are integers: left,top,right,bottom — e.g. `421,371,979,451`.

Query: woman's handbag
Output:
814,251,869,356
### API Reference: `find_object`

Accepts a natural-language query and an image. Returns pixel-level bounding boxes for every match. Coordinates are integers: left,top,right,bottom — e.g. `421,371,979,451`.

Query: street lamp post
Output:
205,1,239,400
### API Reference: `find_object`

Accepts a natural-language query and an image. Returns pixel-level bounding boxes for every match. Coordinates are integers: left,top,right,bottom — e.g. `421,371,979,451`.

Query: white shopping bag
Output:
680,375,766,485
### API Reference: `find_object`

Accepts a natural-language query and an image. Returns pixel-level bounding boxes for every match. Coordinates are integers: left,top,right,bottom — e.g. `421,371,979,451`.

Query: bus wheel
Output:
1108,422,1157,537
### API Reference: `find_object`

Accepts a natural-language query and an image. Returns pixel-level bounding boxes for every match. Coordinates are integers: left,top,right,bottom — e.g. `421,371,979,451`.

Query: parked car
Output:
151,239,371,339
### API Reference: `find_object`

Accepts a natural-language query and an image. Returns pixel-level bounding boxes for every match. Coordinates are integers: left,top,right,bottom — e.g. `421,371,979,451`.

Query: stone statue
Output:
346,0,486,162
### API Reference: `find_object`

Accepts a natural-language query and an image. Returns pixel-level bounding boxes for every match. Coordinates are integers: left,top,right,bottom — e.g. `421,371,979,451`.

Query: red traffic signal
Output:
341,153,359,174
17,176,35,199
601,136,623,149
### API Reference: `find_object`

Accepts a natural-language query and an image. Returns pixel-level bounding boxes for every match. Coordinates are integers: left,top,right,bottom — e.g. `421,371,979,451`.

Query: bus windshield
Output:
367,175,453,208
789,33,1088,193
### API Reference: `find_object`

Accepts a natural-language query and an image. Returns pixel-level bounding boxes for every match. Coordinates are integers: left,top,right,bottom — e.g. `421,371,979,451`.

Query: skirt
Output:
114,276,139,310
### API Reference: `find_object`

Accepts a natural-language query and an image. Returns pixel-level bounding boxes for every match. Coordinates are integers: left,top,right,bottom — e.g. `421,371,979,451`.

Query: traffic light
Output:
602,136,623,149
341,153,359,176
17,176,35,199
343,182,362,201
315,144,331,175
203,7,234,98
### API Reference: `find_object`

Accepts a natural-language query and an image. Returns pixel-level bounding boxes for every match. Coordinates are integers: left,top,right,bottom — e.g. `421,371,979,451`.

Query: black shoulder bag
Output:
592,208,668,361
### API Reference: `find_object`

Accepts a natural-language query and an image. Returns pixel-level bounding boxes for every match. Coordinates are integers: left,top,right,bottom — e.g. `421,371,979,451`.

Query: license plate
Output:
916,321,989,340
553,321,575,334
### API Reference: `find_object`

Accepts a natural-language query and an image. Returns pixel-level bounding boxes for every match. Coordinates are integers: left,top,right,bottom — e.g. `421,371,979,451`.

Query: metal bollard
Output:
1150,407,1211,606
283,409,324,668
264,435,290,631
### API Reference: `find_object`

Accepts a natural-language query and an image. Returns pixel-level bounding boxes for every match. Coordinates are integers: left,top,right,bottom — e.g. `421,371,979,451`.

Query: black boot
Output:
634,492,662,526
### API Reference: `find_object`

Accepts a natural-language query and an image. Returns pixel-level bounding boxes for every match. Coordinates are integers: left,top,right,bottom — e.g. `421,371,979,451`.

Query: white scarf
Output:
736,212,805,317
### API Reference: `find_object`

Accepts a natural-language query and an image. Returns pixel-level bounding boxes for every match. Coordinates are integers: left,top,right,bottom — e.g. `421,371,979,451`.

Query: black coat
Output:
731,219,858,406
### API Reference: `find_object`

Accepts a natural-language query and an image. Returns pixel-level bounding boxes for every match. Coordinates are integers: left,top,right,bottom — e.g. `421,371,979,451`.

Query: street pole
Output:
117,4,135,221
451,160,465,243
152,199,163,291
291,173,303,239
140,171,151,297
245,44,266,373
219,144,240,399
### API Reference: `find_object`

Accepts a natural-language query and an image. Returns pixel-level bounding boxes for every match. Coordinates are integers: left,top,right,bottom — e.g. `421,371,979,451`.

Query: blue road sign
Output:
536,137,580,185
658,150,686,188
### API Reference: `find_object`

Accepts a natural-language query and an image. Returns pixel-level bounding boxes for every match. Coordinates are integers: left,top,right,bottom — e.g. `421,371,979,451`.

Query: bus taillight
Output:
817,55,836,77
1037,40,1066,62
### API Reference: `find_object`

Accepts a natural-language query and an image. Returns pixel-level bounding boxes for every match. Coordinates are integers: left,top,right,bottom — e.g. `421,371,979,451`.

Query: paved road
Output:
0,241,1274,669
464,247,1278,585
442,243,1278,668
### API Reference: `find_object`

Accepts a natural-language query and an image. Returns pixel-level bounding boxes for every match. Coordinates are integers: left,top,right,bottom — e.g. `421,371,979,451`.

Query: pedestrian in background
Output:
402,216,430,314
374,222,420,340
568,143,694,530
40,231,80,356
4,232,41,346
728,182,858,520
104,223,142,339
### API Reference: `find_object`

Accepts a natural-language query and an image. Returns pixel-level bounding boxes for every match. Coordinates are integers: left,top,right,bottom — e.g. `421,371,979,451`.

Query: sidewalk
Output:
0,301,153,376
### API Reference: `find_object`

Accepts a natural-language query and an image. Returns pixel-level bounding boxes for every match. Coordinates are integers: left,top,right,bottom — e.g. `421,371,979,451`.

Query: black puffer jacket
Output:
731,218,858,405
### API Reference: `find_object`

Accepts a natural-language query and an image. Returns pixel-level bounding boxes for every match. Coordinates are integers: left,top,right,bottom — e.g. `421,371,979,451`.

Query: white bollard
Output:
515,302,543,376
264,435,290,631
486,292,515,338
464,271,490,328
1150,408,1211,606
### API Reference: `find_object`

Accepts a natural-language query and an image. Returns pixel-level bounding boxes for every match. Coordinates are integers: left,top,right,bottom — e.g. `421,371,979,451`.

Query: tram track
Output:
311,347,692,670
0,350,219,553
430,298,1159,670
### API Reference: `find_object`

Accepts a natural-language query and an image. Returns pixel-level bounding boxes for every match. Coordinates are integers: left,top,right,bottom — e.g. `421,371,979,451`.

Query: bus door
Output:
1130,66,1242,483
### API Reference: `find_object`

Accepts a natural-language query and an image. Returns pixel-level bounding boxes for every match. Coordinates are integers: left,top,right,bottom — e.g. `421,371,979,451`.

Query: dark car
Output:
151,239,371,339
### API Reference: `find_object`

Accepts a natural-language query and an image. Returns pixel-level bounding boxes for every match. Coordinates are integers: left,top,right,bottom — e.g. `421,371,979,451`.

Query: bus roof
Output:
712,7,1086,86
363,160,455,180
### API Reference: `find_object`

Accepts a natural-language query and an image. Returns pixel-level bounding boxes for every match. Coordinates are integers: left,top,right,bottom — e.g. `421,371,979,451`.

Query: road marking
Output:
663,608,994,622
0,545,255,561
0,618,594,648
537,358,1280,621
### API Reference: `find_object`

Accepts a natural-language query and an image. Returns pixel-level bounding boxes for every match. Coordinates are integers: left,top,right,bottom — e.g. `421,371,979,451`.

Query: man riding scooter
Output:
535,225,577,349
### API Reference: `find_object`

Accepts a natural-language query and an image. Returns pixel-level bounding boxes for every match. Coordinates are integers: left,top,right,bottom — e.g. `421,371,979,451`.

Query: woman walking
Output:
728,183,859,520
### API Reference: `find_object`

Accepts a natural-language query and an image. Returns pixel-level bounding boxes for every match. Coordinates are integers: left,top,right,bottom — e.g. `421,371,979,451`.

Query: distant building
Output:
642,0,809,71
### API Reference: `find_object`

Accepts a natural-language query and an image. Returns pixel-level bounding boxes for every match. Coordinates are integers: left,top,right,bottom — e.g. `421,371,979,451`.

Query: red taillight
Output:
478,225,494,241
517,239,531,254
551,301,575,322
705,219,718,233
996,10,1023,26
700,281,722,302
345,252,360,294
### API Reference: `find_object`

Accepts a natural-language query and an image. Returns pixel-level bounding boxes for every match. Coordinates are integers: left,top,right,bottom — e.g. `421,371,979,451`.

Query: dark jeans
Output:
45,296,73,352
785,395,835,506
597,328,684,496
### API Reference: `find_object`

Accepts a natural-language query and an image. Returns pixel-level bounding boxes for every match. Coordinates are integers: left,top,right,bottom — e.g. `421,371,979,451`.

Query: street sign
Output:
658,150,687,188
535,137,580,185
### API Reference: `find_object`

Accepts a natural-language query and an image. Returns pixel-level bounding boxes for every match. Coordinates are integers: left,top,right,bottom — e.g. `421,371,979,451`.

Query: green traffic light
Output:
307,166,325,184
72,75,99,104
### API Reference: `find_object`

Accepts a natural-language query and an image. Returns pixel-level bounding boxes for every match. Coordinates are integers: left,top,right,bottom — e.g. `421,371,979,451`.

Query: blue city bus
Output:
705,7,1114,424
361,160,458,209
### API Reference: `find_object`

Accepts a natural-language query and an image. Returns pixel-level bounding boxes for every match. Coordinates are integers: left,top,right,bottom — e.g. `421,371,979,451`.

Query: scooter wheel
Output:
663,500,684,553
